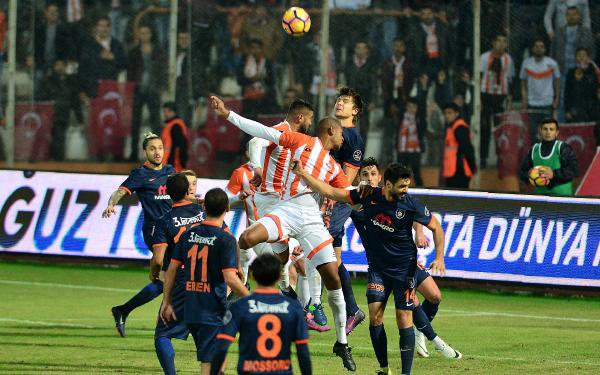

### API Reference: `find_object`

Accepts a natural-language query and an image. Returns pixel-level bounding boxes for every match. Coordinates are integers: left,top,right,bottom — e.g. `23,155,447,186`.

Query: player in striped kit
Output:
210,95,357,371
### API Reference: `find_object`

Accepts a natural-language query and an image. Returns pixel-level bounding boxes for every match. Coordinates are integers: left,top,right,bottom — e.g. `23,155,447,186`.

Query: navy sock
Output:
399,327,415,375
413,305,437,340
369,324,388,368
155,337,176,375
121,281,163,316
338,263,359,316
421,299,439,322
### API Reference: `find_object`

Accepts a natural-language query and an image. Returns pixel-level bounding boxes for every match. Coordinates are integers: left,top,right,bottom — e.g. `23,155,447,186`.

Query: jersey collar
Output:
172,200,192,208
254,288,280,294
143,161,163,170
202,220,221,228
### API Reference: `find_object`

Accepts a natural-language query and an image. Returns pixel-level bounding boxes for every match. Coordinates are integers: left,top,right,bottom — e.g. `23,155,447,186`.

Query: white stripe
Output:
442,308,600,323
0,318,94,329
410,187,600,204
0,279,138,293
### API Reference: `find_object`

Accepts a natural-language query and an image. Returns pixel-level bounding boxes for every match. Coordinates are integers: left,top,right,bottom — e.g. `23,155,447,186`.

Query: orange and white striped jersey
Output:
257,122,292,194
226,162,259,223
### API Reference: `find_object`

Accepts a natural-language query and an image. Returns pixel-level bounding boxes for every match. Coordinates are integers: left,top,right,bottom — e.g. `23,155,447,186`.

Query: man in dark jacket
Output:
34,3,70,84
345,40,377,142
408,5,451,80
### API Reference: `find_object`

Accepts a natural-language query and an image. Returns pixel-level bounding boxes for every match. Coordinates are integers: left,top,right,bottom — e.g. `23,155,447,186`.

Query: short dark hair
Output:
393,37,406,44
406,97,419,107
250,253,281,286
494,34,507,41
162,101,177,113
576,47,589,55
181,169,196,177
383,163,413,185
142,131,162,150
166,173,189,202
337,87,364,121
531,38,546,49
539,118,559,129
360,157,380,172
316,117,341,137
567,6,579,12
288,98,314,118
442,102,461,113
203,188,229,217
96,16,110,25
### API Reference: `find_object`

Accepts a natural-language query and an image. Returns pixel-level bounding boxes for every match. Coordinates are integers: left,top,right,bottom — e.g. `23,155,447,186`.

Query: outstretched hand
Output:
209,95,230,118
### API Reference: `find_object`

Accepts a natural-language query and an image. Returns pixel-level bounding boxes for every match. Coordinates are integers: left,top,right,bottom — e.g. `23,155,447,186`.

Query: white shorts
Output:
257,194,336,269
253,192,287,254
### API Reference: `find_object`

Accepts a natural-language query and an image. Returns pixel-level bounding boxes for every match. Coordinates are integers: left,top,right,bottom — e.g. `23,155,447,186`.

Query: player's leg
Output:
412,296,462,360
366,269,393,375
392,276,417,375
418,275,442,322
190,323,221,375
413,267,438,357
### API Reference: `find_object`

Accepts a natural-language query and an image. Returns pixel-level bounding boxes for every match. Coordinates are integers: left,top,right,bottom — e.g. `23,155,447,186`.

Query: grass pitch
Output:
1,261,599,374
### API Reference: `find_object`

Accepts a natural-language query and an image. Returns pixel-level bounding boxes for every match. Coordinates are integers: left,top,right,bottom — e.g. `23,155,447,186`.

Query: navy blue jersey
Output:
152,201,205,271
330,126,364,170
171,221,238,325
348,188,431,278
218,290,308,374
120,163,176,229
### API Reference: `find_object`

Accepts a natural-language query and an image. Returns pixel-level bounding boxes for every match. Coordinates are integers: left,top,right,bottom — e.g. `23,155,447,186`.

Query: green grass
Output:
1,261,600,374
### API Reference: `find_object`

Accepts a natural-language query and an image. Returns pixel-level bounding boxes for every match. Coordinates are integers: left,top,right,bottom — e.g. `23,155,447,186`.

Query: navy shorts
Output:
188,323,222,362
328,203,353,248
155,272,188,340
415,265,431,288
366,269,417,311
142,225,154,251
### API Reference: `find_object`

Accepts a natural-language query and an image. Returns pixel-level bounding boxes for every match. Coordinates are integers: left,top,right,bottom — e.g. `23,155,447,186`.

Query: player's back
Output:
260,122,292,195
228,290,307,374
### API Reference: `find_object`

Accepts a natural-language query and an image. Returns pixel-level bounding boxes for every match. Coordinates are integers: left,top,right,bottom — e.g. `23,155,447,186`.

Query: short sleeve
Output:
226,169,243,195
348,189,363,206
342,133,364,169
120,169,142,194
293,302,309,344
412,197,432,226
152,218,168,248
278,132,309,150
330,168,351,189
220,234,239,272
171,231,190,264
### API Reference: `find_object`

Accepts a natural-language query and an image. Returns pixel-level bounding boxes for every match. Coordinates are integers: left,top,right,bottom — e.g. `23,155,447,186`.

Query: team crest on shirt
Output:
353,150,362,161
395,208,405,219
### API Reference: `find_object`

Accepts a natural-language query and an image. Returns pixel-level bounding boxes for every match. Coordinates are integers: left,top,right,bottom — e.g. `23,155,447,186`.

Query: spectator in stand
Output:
175,31,205,127
409,73,434,164
519,118,579,196
551,6,595,74
442,103,476,189
237,39,276,120
520,38,560,144
408,4,451,80
34,3,70,86
480,34,515,168
544,0,590,42
381,38,415,166
433,70,452,112
161,102,189,172
345,40,377,142
239,5,283,61
37,59,84,161
79,16,126,100
396,98,423,186
128,24,167,161
565,48,600,122
282,87,299,113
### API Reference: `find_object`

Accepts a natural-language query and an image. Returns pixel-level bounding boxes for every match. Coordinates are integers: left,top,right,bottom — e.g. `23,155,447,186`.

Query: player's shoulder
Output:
273,122,291,132
128,165,145,176
163,164,176,174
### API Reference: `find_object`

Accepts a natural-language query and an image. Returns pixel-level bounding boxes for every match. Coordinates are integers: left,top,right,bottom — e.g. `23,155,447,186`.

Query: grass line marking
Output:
0,279,137,293
0,318,95,329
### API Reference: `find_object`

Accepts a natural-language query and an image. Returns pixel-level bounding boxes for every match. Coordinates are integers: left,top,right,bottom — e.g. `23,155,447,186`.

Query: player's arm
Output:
222,236,250,297
413,222,429,248
291,159,353,204
223,269,250,297
150,244,166,282
159,259,179,323
210,95,282,144
211,307,240,375
248,136,268,186
343,164,360,185
102,188,128,218
425,216,446,275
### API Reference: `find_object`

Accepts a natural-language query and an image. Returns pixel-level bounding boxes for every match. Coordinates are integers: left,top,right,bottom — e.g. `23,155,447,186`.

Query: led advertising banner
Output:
1,170,599,287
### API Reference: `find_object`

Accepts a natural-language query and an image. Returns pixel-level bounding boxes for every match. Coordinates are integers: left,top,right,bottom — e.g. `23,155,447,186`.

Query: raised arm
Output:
102,188,128,218
291,159,353,204
210,95,282,144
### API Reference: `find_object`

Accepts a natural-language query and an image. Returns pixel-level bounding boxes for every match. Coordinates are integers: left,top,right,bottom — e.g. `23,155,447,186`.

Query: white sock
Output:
308,268,322,305
432,336,446,350
296,275,310,307
240,248,257,284
327,288,347,344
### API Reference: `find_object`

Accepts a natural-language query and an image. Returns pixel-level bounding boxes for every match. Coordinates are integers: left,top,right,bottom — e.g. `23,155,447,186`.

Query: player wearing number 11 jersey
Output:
211,253,311,375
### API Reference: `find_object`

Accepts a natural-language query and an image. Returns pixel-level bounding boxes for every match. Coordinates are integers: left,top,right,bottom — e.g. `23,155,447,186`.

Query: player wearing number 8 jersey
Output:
160,188,249,375
211,253,311,375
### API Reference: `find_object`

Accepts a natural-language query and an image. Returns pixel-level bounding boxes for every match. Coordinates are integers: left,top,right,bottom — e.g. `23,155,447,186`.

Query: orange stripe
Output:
216,333,235,342
264,214,283,241
173,227,187,244
119,186,132,195
255,288,280,294
171,259,182,266
272,148,289,193
307,238,333,260
343,162,360,170
525,68,553,80
152,243,167,248
222,268,237,273
172,201,192,207
290,139,315,196
261,143,276,192
295,339,309,345
310,149,328,179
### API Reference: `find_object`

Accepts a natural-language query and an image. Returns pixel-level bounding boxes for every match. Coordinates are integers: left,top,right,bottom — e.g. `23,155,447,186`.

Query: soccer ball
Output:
528,166,549,187
282,7,311,36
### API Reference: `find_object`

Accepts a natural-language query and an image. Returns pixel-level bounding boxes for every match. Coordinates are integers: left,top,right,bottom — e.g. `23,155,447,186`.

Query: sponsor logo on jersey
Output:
372,213,395,232
155,185,171,200
188,233,217,245
248,299,290,314
172,213,204,227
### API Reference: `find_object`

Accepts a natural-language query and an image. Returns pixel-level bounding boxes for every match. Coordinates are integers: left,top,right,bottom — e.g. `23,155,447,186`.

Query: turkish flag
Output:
88,98,124,157
493,111,531,179
14,102,54,161
558,122,596,173
188,128,217,177
97,80,135,135
204,98,243,153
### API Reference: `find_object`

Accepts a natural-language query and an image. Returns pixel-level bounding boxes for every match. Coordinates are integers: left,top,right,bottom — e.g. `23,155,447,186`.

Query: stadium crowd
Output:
3,0,600,188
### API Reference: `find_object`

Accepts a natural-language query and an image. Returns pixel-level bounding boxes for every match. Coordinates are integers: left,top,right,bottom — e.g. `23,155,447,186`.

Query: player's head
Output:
249,253,281,288
317,117,343,150
162,102,177,121
442,102,461,124
203,188,229,218
287,99,314,134
335,87,363,124
166,173,189,202
142,132,164,166
359,157,382,187
539,118,559,141
180,169,197,198
383,163,413,200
